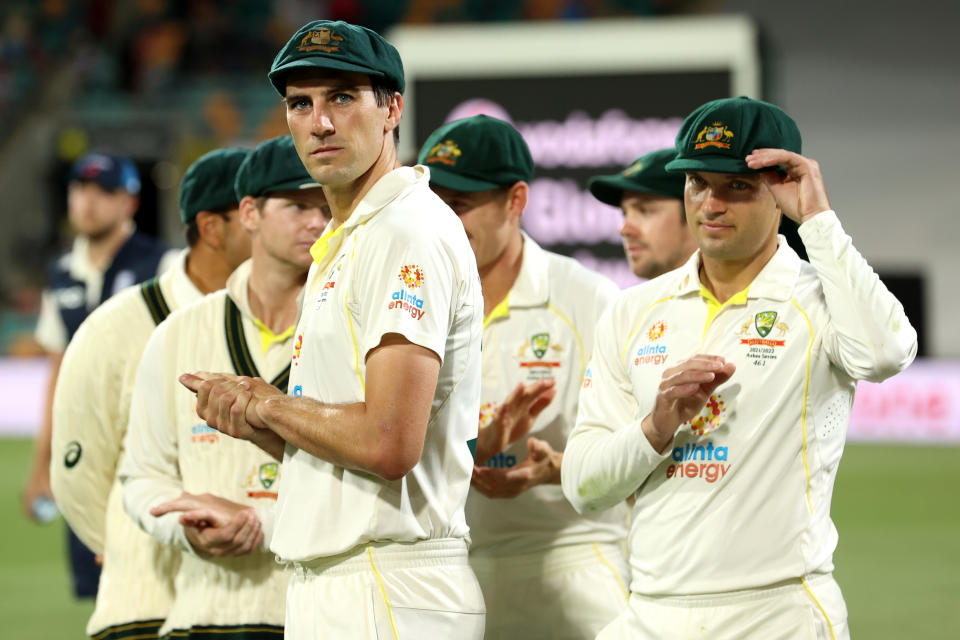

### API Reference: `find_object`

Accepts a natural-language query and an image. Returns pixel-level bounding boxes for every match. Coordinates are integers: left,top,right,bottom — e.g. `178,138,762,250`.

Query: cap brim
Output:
665,155,763,174
264,179,322,194
425,165,504,192
588,174,683,205
269,58,387,95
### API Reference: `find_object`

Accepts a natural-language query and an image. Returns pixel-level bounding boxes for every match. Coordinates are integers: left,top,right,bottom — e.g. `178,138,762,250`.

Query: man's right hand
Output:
643,355,735,453
150,492,263,557
21,460,52,522
474,379,557,463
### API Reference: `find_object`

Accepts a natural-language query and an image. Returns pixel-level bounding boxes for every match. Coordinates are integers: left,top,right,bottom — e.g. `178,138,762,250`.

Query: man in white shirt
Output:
417,114,629,639
120,135,329,638
24,151,176,598
50,147,252,639
181,20,485,639
562,96,918,639
588,148,697,280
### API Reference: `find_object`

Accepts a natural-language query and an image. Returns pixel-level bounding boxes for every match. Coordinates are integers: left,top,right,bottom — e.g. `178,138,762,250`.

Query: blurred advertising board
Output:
391,17,760,287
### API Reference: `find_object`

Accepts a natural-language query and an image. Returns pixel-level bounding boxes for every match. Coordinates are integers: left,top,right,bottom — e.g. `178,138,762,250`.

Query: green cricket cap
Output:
587,148,685,206
665,96,802,174
417,115,534,192
233,135,320,200
268,20,404,96
179,147,250,223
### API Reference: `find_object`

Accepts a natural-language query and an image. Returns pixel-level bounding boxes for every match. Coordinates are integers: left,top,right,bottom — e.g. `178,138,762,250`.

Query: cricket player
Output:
416,114,629,639
181,20,486,639
120,134,329,638
48,147,252,639
588,148,697,280
24,151,176,598
562,97,918,639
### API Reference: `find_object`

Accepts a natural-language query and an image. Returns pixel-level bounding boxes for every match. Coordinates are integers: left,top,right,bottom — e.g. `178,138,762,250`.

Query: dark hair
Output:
372,78,400,145
185,207,233,247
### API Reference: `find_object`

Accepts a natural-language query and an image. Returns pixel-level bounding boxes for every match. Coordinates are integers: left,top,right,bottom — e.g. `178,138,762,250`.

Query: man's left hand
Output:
179,372,283,440
470,437,561,499
745,149,831,224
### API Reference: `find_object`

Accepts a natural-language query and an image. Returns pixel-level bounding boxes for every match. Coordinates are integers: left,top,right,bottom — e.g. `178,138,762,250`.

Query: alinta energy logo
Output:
479,400,498,429
191,423,219,444
635,320,669,366
389,264,426,320
292,333,303,367
690,394,725,437
399,264,425,289
666,440,731,484
647,320,666,341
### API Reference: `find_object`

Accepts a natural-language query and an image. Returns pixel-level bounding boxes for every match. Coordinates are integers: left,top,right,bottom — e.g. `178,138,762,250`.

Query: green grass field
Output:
1,438,958,638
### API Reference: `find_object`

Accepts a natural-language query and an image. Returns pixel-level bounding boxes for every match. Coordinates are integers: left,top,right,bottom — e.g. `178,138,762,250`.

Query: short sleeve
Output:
353,230,457,364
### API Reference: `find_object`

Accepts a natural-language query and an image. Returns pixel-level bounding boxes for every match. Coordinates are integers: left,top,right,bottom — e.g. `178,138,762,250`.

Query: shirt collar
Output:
508,231,550,308
671,235,802,302
309,164,429,271
168,248,205,307
225,258,254,317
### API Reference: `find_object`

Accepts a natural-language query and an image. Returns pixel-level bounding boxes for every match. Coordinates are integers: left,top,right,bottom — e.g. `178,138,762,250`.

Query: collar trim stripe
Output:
140,277,170,326
224,297,291,393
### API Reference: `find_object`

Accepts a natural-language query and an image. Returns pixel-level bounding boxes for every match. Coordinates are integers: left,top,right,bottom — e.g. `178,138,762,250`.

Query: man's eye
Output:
731,181,749,191
333,94,352,104
289,98,311,111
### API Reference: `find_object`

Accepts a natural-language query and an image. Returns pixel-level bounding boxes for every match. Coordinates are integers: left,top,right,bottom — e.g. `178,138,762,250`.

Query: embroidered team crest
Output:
399,265,425,289
259,462,279,490
425,140,461,166
647,321,666,341
298,28,343,53
531,333,550,359
755,311,778,338
694,122,735,150
622,159,644,176
690,394,726,436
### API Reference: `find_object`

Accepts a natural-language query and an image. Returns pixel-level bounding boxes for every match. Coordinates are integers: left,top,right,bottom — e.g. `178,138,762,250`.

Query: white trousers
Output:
597,572,849,640
284,538,485,640
471,542,630,640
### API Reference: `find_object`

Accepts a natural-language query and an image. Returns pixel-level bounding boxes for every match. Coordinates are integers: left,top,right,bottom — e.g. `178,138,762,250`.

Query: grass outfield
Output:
1,439,957,638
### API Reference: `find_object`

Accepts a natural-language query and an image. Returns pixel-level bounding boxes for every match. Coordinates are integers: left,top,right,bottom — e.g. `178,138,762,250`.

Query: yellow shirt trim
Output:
309,224,345,266
700,284,749,339
790,297,816,515
252,318,296,354
483,293,511,330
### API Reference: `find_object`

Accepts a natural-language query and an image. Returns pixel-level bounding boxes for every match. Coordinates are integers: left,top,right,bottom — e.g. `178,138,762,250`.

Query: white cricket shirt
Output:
467,232,627,556
563,212,917,595
271,165,484,562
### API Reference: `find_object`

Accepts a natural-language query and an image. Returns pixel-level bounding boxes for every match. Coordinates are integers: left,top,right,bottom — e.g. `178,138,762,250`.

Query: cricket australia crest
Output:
754,311,778,338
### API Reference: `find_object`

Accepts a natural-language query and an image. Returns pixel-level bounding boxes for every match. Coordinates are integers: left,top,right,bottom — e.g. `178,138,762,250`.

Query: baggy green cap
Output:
665,96,802,174
587,148,685,206
179,147,250,223
233,135,320,200
268,20,404,96
417,115,534,192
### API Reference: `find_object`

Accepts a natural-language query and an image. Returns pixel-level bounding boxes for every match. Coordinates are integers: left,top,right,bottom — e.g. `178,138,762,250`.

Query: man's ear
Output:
385,92,403,135
506,181,529,221
238,195,260,233
195,210,226,249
